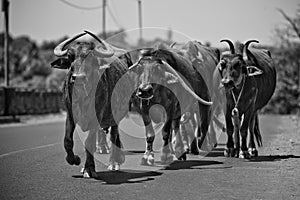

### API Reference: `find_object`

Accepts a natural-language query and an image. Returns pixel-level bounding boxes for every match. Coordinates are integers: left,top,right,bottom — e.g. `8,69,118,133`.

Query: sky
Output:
0,0,299,47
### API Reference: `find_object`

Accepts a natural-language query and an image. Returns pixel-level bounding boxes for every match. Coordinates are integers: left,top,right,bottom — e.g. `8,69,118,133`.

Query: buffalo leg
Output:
231,109,241,158
64,111,81,166
141,114,155,166
96,128,109,154
248,112,258,157
161,119,173,164
190,114,199,154
180,120,191,154
108,125,125,170
83,128,97,178
239,111,252,159
224,108,236,157
196,104,210,151
173,117,187,160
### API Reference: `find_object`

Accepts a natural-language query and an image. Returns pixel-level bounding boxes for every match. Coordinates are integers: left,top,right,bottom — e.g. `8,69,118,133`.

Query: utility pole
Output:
137,0,143,41
102,0,106,39
2,0,10,87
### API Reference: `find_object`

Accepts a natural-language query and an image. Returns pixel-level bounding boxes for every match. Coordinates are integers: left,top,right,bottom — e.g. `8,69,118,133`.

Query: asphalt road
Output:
0,115,299,200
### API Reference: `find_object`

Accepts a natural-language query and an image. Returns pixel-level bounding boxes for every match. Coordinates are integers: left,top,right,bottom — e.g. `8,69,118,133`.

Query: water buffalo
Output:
216,39,276,158
129,45,213,164
51,31,133,177
171,41,224,153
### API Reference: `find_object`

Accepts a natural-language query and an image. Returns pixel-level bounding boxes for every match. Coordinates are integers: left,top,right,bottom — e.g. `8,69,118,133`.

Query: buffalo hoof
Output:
107,163,120,171
224,148,236,157
175,149,182,159
161,153,174,164
141,151,155,166
239,150,251,159
190,140,199,155
248,148,258,157
177,152,187,161
175,147,188,161
66,154,81,166
81,167,97,178
96,146,110,154
184,145,190,154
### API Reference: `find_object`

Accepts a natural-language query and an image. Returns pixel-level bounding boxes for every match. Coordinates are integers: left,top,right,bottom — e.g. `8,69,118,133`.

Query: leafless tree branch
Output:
277,8,300,39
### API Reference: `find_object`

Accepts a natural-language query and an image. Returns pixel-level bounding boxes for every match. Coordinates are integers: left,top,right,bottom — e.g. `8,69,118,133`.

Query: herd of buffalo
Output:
50,30,276,178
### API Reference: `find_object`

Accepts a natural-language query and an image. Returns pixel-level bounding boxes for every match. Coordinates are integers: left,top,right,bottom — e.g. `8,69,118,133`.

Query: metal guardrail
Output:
0,87,63,116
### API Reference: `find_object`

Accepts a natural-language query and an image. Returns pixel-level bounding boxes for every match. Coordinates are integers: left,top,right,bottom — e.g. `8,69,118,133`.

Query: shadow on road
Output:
206,148,225,157
73,170,162,185
203,146,300,163
162,160,223,170
249,154,300,162
124,150,160,155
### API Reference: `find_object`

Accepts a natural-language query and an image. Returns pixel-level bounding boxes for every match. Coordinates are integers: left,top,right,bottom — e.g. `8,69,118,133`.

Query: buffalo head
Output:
51,30,115,82
218,39,263,90
132,56,177,100
129,49,212,106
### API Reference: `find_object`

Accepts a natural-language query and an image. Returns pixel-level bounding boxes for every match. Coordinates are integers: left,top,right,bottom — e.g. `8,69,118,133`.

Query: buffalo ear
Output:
215,48,221,62
165,71,178,84
247,66,263,76
51,58,71,69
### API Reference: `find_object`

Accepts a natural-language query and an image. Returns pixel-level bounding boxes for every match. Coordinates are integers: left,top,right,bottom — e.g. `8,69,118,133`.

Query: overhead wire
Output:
58,0,103,10
58,0,126,31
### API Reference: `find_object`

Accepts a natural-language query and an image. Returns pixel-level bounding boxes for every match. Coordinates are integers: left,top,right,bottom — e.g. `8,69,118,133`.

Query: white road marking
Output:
0,119,65,128
0,142,61,158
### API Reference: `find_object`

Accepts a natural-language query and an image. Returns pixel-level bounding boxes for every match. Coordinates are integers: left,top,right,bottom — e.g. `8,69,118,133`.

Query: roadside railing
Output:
0,87,63,116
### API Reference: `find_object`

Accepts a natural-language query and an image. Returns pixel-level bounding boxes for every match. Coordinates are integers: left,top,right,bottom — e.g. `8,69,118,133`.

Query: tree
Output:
267,6,300,114
277,8,300,44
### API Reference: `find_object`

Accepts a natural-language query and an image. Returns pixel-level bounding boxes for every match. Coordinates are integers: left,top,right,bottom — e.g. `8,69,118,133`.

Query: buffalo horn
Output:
84,30,114,57
161,60,213,106
170,42,176,48
128,59,141,70
243,40,259,61
220,39,235,54
54,32,87,57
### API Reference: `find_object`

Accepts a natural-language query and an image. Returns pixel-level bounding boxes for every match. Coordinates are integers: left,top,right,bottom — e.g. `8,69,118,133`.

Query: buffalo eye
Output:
232,63,238,70
242,66,248,74
67,51,75,62
232,60,242,71
219,60,226,71
156,59,163,64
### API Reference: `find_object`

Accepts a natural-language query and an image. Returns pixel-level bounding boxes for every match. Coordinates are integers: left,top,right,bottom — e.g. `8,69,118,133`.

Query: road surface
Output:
0,114,299,200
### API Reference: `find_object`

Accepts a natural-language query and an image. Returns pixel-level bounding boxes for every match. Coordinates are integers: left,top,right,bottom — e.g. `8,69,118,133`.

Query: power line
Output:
59,0,103,10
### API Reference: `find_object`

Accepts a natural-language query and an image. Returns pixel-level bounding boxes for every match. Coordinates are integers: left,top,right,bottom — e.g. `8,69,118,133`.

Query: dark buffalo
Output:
171,41,224,153
51,31,133,177
215,39,276,158
129,44,213,164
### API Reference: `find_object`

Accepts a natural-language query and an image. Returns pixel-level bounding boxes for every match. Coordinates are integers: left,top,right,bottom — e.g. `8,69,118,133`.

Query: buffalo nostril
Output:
72,73,86,79
71,76,76,82
141,84,152,92
71,74,86,83
221,79,234,87
137,84,153,99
